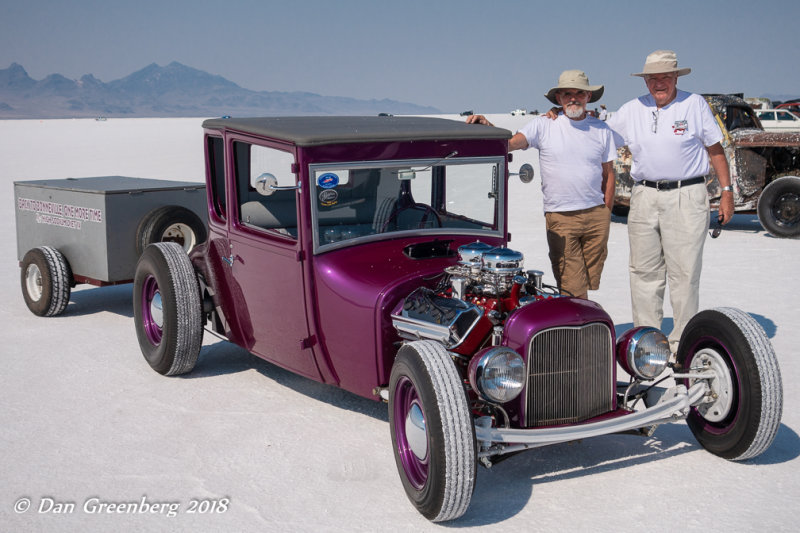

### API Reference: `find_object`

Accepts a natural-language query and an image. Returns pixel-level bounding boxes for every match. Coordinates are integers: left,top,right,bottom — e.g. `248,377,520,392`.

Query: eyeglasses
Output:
709,217,723,239
651,110,659,133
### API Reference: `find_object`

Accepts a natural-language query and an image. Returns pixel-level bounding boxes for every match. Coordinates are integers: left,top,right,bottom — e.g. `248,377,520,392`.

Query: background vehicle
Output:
614,94,800,237
15,176,206,316
775,101,800,117
755,108,800,131
133,116,783,522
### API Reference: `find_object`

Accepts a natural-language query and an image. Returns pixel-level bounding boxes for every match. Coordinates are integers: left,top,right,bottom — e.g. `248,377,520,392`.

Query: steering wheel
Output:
380,203,442,232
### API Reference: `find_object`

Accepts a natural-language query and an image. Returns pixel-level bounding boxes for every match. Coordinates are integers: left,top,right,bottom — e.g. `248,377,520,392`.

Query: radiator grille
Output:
525,323,615,427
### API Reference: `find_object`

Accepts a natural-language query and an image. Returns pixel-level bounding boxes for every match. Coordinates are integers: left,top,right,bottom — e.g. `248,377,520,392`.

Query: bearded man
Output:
467,70,616,299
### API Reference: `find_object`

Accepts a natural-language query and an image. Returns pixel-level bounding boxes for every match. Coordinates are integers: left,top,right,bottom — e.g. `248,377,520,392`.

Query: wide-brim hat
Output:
545,70,604,105
632,50,691,77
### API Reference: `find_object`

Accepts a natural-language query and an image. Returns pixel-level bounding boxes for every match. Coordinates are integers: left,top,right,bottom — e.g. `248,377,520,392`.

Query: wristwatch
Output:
721,186,733,192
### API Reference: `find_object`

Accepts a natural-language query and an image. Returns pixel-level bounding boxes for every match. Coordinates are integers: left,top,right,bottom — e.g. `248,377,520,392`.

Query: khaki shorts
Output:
545,205,611,297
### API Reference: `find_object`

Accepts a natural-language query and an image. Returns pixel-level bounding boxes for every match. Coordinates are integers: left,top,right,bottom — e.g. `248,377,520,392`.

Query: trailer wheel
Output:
20,246,72,317
133,242,203,375
136,205,206,255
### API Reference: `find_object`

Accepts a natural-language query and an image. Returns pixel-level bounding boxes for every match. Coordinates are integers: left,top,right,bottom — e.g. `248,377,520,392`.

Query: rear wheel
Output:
133,242,203,375
136,205,206,255
388,340,476,522
20,246,72,316
757,176,800,238
677,307,783,460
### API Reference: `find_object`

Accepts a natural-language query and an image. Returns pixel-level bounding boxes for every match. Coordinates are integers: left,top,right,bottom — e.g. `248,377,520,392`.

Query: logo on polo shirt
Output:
672,120,688,135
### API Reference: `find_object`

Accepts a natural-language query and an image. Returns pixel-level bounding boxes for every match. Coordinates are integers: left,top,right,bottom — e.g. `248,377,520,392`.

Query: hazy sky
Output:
2,0,799,113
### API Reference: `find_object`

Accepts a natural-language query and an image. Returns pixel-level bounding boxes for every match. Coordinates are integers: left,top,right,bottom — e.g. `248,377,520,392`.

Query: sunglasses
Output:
709,217,723,239
651,110,659,133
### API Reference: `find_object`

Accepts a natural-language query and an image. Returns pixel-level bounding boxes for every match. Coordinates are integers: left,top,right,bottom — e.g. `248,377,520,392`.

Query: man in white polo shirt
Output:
606,50,734,351
468,70,616,299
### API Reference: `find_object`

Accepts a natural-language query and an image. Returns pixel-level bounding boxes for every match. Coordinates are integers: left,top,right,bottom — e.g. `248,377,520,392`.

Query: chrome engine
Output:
392,241,552,350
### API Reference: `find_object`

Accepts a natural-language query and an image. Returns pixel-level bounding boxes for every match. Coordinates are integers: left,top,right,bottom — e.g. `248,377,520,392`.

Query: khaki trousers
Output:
627,183,709,351
545,205,611,299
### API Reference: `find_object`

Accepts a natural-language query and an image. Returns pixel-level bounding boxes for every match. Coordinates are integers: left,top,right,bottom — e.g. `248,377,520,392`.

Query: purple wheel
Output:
140,275,163,345
392,376,429,490
133,243,203,375
388,340,476,522
677,308,782,461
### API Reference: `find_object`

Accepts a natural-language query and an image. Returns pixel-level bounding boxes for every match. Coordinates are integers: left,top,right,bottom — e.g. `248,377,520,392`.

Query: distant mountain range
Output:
0,62,441,119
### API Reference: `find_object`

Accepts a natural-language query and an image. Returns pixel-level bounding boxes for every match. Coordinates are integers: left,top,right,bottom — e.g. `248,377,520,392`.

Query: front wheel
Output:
133,242,203,375
388,340,476,522
677,307,783,460
757,176,800,238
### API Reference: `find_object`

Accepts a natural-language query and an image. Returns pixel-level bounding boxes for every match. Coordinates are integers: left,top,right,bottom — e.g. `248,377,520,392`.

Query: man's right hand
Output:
544,107,561,120
466,114,494,126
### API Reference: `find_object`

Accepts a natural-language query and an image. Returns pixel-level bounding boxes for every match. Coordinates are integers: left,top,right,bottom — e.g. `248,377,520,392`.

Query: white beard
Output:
564,105,586,119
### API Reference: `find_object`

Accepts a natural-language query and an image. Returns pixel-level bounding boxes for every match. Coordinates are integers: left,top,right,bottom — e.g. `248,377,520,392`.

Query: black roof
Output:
202,116,512,146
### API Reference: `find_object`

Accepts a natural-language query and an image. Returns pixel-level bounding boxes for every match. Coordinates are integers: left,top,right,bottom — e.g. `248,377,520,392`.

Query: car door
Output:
225,138,320,380
776,110,800,130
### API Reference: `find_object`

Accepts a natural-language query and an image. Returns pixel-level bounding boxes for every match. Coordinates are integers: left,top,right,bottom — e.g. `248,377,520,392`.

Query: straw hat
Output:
545,70,604,105
632,50,691,77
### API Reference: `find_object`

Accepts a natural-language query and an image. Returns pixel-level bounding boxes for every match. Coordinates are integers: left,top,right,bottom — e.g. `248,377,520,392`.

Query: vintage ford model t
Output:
133,116,783,522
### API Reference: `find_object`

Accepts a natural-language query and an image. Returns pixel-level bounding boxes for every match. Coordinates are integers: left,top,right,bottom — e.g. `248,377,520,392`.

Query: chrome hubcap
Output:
150,291,164,328
405,402,428,461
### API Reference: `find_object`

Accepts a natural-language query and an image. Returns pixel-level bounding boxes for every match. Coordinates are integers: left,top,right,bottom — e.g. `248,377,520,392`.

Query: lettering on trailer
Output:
17,197,103,231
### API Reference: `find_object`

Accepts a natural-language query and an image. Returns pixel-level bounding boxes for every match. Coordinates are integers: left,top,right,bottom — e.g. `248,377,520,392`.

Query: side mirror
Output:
512,164,535,184
255,173,278,196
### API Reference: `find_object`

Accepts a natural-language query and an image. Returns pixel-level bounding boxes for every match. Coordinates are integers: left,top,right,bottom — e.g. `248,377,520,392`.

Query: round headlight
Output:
468,347,525,404
616,327,670,380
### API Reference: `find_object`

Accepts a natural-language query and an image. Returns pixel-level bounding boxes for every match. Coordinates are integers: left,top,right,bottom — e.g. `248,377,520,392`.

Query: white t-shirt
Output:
606,90,723,181
518,114,616,213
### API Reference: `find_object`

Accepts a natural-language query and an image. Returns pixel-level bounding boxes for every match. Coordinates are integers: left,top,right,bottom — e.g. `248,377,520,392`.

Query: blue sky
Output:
2,0,799,113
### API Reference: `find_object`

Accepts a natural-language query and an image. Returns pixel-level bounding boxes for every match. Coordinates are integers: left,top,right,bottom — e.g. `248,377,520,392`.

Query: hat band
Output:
643,61,681,73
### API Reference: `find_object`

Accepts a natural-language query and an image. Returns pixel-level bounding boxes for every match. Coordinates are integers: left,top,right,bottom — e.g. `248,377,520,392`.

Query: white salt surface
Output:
0,115,798,532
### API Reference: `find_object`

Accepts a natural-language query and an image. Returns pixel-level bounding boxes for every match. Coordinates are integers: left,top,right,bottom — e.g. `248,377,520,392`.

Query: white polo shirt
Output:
518,114,616,213
606,90,723,181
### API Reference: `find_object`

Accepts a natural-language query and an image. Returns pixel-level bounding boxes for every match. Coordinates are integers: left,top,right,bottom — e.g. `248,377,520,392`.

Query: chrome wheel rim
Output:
25,263,43,302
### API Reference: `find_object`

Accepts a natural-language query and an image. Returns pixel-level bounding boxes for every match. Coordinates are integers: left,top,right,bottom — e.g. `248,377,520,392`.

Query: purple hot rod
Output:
132,116,783,522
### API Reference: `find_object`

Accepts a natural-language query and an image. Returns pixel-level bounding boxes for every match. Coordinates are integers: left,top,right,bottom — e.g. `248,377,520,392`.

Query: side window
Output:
234,141,298,238
206,136,226,220
759,111,775,121
777,111,794,122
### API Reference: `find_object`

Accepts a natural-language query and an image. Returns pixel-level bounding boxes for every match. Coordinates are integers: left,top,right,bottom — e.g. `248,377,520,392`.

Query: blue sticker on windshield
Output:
318,173,339,189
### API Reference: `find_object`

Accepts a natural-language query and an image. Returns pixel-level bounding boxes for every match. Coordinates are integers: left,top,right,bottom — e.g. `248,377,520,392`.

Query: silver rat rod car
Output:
132,116,783,522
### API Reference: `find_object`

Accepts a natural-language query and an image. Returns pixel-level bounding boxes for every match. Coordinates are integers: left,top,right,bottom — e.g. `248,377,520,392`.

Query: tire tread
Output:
409,340,475,522
39,246,71,316
715,307,783,460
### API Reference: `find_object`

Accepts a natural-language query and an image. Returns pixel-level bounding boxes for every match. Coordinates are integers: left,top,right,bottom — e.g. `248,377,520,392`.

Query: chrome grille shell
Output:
524,322,615,427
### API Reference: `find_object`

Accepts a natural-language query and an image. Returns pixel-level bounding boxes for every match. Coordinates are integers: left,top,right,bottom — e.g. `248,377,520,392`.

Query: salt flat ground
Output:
1,115,798,532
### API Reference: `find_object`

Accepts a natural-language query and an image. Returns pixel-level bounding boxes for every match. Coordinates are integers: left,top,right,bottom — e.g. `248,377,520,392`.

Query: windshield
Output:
722,105,760,131
310,156,504,252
